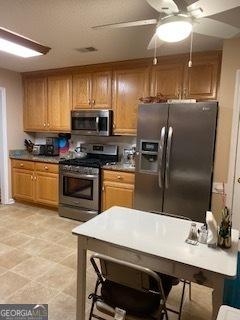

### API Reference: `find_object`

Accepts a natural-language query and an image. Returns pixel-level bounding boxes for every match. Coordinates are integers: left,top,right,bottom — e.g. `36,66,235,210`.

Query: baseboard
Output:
6,198,15,205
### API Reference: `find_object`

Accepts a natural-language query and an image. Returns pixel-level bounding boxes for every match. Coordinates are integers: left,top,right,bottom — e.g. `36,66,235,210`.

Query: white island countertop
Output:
72,206,239,278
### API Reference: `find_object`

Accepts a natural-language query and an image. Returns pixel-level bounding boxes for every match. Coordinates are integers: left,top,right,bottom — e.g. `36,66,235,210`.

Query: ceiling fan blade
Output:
92,19,157,30
147,33,164,50
188,0,240,18
146,0,179,14
194,17,240,39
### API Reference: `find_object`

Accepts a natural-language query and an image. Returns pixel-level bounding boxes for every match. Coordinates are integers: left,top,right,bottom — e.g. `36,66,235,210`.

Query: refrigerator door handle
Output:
158,126,166,188
165,126,173,189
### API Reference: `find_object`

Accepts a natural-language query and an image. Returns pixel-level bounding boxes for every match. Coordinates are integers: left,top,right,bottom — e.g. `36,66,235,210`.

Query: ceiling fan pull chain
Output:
188,30,193,68
153,35,158,65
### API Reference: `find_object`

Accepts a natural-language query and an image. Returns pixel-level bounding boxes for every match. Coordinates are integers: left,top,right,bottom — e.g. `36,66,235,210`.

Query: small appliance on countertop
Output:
59,143,118,222
44,137,59,156
32,144,46,156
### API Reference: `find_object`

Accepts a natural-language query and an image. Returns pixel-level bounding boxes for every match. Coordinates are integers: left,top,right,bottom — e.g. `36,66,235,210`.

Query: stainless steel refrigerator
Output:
134,102,218,222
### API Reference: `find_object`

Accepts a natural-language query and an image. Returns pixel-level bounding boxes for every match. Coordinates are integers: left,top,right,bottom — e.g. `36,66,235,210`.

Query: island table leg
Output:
212,278,224,320
76,237,87,320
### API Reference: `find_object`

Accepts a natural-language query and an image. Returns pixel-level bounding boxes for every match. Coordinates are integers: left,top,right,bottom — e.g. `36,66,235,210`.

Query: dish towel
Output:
223,251,240,308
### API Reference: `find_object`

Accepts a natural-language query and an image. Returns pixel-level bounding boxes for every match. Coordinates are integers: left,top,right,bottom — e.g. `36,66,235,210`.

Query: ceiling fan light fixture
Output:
156,17,192,43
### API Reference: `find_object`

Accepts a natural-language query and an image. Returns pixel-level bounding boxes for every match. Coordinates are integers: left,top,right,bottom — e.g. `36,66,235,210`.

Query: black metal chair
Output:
88,253,173,320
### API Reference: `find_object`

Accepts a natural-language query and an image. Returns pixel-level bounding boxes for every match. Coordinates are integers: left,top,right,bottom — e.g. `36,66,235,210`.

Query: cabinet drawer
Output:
103,170,135,184
35,162,59,174
12,160,35,171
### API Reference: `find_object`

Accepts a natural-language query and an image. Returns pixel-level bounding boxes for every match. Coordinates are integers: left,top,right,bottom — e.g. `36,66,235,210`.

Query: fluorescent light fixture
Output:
156,16,192,43
0,28,51,58
0,38,42,58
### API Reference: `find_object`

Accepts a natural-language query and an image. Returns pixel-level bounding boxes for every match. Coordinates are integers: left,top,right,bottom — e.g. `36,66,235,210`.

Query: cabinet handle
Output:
43,123,46,127
113,123,116,129
88,99,91,105
102,186,105,192
34,176,37,180
92,99,95,105
177,89,181,100
183,88,187,99
44,166,48,170
31,175,33,180
20,163,24,167
117,175,122,180
47,123,50,127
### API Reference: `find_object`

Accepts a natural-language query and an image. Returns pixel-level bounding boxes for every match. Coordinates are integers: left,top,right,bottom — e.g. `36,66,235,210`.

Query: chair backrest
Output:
90,253,165,299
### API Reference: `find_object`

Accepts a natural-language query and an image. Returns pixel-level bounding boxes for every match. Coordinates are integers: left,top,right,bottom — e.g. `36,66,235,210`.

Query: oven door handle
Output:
61,172,98,180
96,116,100,133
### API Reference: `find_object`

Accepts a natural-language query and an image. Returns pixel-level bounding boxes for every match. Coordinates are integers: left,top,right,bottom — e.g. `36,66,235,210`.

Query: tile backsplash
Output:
34,133,136,161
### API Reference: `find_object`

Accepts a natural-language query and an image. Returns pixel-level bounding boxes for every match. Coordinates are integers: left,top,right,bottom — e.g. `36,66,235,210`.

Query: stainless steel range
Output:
59,143,118,222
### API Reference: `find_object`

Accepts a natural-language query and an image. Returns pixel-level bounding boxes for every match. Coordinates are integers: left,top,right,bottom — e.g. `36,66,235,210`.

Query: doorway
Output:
228,70,240,231
0,87,10,205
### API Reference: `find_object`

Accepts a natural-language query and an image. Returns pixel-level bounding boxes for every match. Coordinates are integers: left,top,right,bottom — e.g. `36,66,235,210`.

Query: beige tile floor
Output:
0,203,213,319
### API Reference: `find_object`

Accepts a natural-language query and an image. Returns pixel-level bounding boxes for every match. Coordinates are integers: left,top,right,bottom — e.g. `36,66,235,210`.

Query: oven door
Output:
71,110,112,136
60,171,99,211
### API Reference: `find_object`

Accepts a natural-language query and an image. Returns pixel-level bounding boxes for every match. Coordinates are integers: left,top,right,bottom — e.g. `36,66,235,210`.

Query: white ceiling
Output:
0,0,238,73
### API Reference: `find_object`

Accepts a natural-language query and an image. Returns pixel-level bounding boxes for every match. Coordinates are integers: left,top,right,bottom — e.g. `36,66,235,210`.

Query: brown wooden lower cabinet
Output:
12,168,35,202
12,159,59,207
101,170,135,211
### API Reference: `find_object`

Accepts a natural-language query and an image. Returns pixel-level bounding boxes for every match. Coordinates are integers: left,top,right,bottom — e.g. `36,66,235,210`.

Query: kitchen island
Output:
73,206,239,320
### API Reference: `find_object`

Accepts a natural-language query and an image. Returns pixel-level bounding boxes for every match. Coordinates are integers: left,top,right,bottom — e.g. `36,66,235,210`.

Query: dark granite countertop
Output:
9,150,60,164
102,163,135,173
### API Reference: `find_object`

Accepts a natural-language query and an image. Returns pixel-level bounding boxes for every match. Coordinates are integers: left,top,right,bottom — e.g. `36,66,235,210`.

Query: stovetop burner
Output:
59,157,116,168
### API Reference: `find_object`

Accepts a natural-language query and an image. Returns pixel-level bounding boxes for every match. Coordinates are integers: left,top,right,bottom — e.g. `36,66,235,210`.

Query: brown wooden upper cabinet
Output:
151,62,184,99
47,75,72,132
73,71,112,109
183,53,220,100
151,52,221,100
23,77,47,131
112,68,150,135
24,75,72,132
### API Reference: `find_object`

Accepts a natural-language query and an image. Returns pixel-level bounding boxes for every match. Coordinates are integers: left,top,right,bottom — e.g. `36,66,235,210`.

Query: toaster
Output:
32,144,46,156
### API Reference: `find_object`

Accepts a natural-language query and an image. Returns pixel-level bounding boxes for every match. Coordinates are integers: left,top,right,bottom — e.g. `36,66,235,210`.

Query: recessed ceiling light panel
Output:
0,28,51,58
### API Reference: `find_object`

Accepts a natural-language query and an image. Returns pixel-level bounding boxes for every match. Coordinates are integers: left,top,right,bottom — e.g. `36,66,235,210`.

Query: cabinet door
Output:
151,63,184,99
92,71,112,109
72,73,91,109
113,68,150,135
47,75,72,131
12,168,35,201
102,181,134,211
35,172,59,207
23,78,47,131
183,54,220,100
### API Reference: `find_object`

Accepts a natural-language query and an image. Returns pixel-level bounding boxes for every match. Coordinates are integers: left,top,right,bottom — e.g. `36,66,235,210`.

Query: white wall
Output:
0,67,30,200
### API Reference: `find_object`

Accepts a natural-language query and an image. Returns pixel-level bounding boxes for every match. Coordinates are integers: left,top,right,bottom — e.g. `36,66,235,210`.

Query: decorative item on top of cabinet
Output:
23,77,47,131
101,170,135,211
183,52,221,100
47,75,72,132
73,71,112,109
112,67,150,136
151,62,184,99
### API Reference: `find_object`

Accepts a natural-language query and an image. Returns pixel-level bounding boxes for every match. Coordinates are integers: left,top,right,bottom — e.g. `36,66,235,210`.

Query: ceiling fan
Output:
92,0,240,49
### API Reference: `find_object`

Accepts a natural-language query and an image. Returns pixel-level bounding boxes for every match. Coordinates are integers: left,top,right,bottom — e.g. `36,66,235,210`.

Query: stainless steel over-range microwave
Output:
71,110,113,136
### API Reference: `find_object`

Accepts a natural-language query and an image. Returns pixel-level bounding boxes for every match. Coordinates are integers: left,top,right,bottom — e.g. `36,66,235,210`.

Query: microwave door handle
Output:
158,127,166,188
165,127,173,189
96,116,100,133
